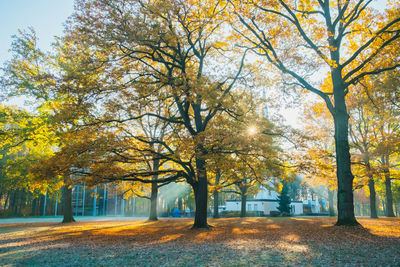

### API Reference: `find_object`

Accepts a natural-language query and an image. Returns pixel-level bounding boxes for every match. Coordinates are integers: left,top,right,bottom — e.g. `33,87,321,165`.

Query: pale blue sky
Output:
0,0,387,66
0,0,389,115
0,0,74,65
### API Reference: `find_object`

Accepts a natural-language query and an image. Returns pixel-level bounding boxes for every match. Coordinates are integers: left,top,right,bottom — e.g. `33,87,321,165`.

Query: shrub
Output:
269,211,280,217
220,211,263,217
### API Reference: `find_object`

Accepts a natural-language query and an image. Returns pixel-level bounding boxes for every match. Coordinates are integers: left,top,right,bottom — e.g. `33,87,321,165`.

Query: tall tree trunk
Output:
178,197,183,210
32,198,37,216
381,155,395,217
368,176,378,219
62,182,75,223
213,172,220,219
19,189,26,216
11,190,19,216
384,172,395,217
364,157,378,218
192,157,208,228
149,158,160,221
4,192,9,212
240,179,249,218
328,189,335,217
333,78,358,226
149,182,158,221
240,192,247,218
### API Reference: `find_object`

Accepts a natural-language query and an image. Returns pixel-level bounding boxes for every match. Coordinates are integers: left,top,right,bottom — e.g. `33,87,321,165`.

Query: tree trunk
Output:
19,189,26,216
4,192,9,212
149,182,158,221
32,198,37,216
149,158,160,221
328,189,335,217
62,182,75,223
192,157,208,228
213,172,220,219
178,197,183,210
381,155,395,217
363,157,378,219
368,176,378,219
240,193,247,218
384,172,395,217
10,190,18,216
333,78,359,226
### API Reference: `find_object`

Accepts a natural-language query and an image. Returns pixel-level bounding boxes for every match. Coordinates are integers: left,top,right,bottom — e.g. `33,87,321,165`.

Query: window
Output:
248,204,252,211
254,204,258,211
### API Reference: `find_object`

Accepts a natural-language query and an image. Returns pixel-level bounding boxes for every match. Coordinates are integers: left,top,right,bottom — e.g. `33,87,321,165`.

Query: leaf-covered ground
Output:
0,217,399,266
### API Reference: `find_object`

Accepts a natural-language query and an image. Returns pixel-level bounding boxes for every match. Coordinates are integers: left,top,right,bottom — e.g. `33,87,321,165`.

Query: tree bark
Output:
32,197,37,216
4,192,9,212
149,182,158,221
362,156,378,218
213,172,220,219
149,158,160,221
328,189,335,217
19,190,26,216
368,177,378,218
192,157,209,228
381,155,395,217
333,76,359,226
384,172,395,217
240,193,247,218
368,176,378,219
62,182,75,223
10,190,18,216
240,179,249,218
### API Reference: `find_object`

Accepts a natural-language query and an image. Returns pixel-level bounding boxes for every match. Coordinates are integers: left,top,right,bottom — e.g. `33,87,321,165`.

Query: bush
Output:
280,211,291,217
269,211,280,217
220,211,264,217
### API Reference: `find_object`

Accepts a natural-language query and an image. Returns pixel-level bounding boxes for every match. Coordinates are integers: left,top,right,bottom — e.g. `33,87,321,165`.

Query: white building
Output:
304,195,321,213
226,199,304,215
225,186,304,216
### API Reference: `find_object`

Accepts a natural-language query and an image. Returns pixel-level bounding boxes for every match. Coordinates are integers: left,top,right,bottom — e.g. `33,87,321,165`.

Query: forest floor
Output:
0,217,399,266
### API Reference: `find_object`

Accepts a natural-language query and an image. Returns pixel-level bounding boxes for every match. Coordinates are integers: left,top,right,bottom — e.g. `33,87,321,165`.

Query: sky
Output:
0,0,389,127
0,0,74,64
0,0,388,68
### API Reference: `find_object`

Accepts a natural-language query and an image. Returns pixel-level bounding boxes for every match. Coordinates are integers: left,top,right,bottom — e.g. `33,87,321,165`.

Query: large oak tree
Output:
233,0,400,225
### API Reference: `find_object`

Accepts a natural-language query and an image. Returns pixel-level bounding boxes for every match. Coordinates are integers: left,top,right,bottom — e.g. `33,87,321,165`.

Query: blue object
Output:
172,208,181,217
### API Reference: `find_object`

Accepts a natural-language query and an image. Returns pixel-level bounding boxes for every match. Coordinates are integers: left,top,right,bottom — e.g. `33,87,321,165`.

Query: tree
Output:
1,29,98,223
297,100,338,216
361,70,400,217
206,101,284,218
233,0,400,225
61,0,251,228
347,84,380,218
0,104,64,218
277,182,291,215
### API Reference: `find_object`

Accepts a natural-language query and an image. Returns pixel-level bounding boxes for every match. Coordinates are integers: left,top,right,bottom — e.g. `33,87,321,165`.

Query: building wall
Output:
226,200,304,215
261,201,279,215
290,202,303,215
226,201,241,211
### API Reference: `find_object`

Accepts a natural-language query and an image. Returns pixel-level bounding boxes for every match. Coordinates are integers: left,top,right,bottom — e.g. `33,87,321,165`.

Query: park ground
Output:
0,217,399,266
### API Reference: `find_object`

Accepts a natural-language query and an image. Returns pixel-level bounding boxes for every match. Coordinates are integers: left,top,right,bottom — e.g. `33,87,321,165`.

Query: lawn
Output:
0,217,399,266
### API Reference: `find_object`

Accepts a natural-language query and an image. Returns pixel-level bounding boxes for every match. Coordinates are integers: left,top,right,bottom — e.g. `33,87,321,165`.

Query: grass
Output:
0,217,399,266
